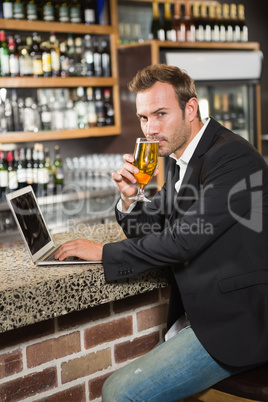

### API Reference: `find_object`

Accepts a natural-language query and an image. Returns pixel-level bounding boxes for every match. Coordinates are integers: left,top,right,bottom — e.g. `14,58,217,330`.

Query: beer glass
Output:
129,138,159,202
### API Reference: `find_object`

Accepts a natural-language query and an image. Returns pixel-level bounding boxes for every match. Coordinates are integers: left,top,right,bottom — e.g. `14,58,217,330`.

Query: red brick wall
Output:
0,287,169,401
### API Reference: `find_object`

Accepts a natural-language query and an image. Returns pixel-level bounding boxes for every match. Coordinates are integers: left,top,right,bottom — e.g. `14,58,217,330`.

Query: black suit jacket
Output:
103,118,268,367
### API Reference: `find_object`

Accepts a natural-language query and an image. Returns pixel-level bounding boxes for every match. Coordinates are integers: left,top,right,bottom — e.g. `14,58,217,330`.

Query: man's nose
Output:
145,119,158,137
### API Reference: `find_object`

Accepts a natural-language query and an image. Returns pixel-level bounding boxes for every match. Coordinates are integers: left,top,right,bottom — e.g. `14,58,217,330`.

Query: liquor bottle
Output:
192,2,201,42
84,0,96,25
2,0,13,19
53,145,64,191
5,97,14,131
200,4,211,42
65,98,78,129
0,150,8,200
49,32,60,77
44,147,54,194
70,0,81,24
41,41,52,77
149,0,164,41
67,33,75,76
11,90,23,131
40,97,52,130
43,0,55,22
59,41,70,77
104,88,114,126
18,36,33,77
75,86,88,128
23,97,40,132
222,3,233,42
86,86,97,127
58,0,69,23
237,4,248,42
8,35,19,77
83,34,94,77
32,146,39,194
184,0,195,42
26,0,38,21
31,32,43,77
74,36,85,76
215,4,226,42
221,93,232,130
213,93,223,125
209,4,220,42
25,147,34,187
95,88,106,127
37,146,49,197
13,0,25,19
100,39,111,77
234,92,246,130
0,30,10,77
93,38,102,77
173,1,184,42
7,151,18,192
17,147,27,189
163,0,173,41
230,4,239,42
51,97,65,130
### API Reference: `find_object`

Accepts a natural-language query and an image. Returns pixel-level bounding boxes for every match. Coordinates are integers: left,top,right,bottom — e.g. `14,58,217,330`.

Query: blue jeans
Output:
102,327,248,401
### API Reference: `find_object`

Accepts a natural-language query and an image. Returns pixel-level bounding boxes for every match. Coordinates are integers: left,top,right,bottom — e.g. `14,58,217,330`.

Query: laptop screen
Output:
8,188,51,256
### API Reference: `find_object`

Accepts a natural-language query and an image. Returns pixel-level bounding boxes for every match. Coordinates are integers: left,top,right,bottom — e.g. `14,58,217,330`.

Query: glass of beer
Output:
129,137,159,202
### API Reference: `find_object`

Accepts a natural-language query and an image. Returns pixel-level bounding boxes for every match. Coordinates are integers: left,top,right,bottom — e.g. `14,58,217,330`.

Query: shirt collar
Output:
170,118,210,166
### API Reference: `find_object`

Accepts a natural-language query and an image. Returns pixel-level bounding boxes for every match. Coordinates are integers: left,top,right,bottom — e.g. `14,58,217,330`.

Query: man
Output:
56,64,268,401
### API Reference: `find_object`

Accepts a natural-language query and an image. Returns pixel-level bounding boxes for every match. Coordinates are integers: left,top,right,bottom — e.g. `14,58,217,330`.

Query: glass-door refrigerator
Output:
164,50,263,151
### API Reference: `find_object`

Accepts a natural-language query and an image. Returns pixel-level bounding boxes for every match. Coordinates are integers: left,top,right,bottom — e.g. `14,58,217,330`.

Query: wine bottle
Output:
43,0,55,22
0,150,8,200
75,86,88,128
26,0,38,21
44,148,55,194
0,30,10,77
100,39,111,77
53,145,64,191
215,4,226,42
184,1,195,42
67,33,75,76
163,0,173,41
104,88,114,126
149,0,164,41
41,40,52,77
222,3,233,42
18,36,33,77
83,34,94,77
209,4,220,42
200,4,211,42
221,93,232,130
59,41,70,77
237,4,248,42
49,32,60,77
95,88,106,127
86,86,97,127
8,35,19,77
25,147,34,187
37,146,49,197
58,0,69,23
173,1,185,42
13,0,25,20
17,147,27,189
74,36,85,76
230,4,240,42
70,0,82,24
7,151,18,192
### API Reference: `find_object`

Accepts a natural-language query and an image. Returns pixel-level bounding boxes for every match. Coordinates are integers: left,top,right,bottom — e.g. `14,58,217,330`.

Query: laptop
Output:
6,185,102,266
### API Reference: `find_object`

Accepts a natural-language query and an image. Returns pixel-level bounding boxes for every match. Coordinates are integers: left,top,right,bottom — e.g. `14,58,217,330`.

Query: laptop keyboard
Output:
44,248,80,262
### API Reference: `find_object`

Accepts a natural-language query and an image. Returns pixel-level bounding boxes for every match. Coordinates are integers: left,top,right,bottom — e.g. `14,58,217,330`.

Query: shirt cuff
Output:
117,199,137,214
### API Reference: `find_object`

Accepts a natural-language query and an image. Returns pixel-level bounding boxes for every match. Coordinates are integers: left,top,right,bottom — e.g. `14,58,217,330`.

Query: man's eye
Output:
139,116,147,122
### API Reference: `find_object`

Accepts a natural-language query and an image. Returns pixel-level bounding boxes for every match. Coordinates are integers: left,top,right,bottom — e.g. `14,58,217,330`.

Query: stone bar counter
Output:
0,222,169,334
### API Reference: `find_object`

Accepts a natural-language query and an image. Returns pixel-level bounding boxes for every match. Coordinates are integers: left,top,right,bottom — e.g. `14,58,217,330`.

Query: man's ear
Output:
186,98,199,122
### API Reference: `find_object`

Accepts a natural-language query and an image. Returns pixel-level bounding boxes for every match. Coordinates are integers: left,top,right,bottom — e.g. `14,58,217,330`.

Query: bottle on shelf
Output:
66,33,75,76
104,88,114,126
65,97,78,129
8,36,19,77
237,4,248,42
41,41,52,77
75,86,88,129
44,147,55,194
209,4,220,42
83,34,95,77
95,88,106,127
230,4,240,42
11,90,23,131
93,38,102,77
233,92,246,130
53,145,64,191
26,0,38,21
0,150,8,201
17,147,27,189
7,150,18,192
4,97,14,132
221,93,232,130
84,0,96,25
173,1,185,42
69,0,82,24
184,0,195,42
39,93,52,130
213,93,223,125
86,86,97,127
58,0,69,23
222,3,233,42
0,30,10,77
13,0,25,20
25,147,34,188
149,0,164,41
18,36,34,77
59,41,70,77
200,3,211,42
23,96,41,132
49,32,61,77
36,144,49,197
215,4,226,42
74,36,85,76
31,32,43,78
163,0,173,41
43,0,55,22
100,39,111,77
2,0,13,19
32,146,39,194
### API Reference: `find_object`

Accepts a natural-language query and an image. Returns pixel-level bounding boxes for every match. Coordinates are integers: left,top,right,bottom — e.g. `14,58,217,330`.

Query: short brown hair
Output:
128,64,201,120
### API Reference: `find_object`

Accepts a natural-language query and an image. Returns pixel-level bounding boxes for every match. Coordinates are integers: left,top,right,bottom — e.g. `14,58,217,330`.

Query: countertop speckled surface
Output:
0,222,169,333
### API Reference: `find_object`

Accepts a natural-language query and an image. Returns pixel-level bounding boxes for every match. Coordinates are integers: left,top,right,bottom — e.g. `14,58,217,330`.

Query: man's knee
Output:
102,371,125,402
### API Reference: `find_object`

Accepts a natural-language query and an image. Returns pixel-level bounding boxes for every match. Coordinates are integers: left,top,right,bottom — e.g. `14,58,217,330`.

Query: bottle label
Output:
70,7,81,23
26,168,33,184
33,59,43,76
3,3,13,18
42,53,52,73
51,52,60,72
27,3,38,20
0,170,8,187
38,168,49,184
10,56,20,76
13,3,24,19
17,168,27,184
241,27,248,42
0,54,10,75
55,167,64,180
212,26,220,42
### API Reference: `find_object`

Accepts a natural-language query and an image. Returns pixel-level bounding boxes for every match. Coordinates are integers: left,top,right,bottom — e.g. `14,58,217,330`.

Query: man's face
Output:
136,81,192,158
